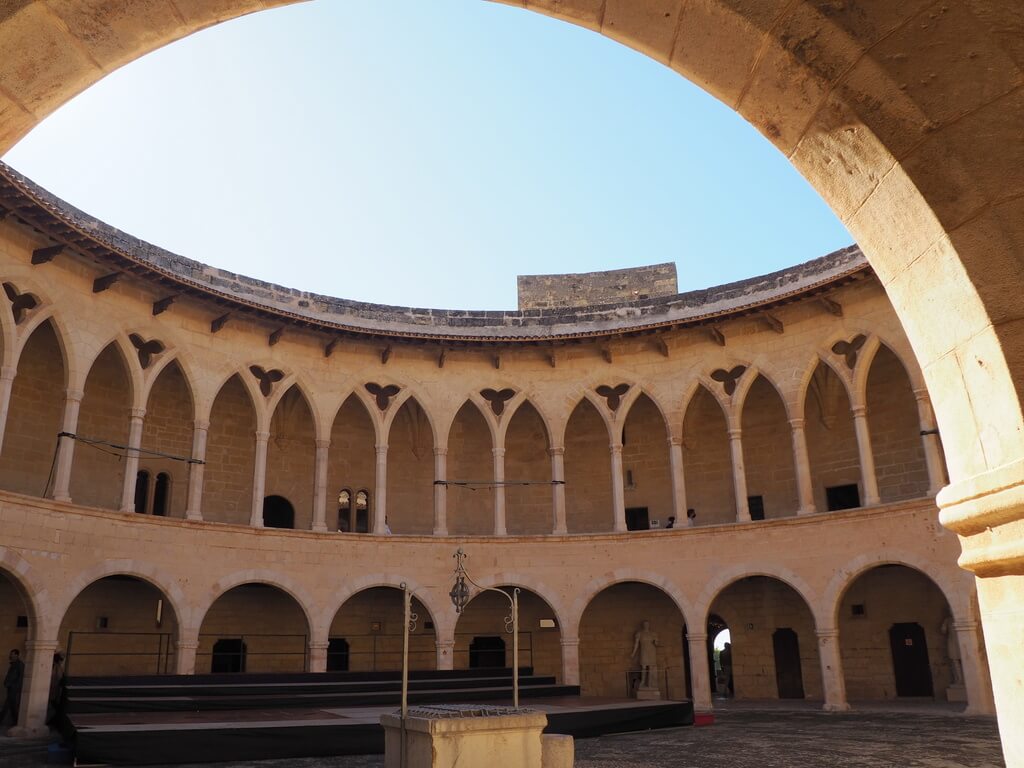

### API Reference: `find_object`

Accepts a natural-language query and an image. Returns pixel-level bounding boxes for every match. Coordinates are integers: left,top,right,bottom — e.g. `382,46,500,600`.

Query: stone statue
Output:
941,615,964,685
631,620,659,690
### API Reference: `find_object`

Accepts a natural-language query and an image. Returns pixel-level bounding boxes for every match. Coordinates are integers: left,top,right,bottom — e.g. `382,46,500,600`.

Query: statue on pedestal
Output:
631,620,660,694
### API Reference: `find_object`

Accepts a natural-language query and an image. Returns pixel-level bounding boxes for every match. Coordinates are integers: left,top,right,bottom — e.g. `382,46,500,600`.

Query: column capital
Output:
492,447,506,459
0,365,16,381
129,407,147,420
434,447,448,458
375,443,389,455
953,620,978,633
193,419,210,431
686,632,708,642
912,387,931,402
788,418,806,430
435,639,455,650
667,437,683,447
851,405,868,418
559,637,580,648
175,640,199,651
315,438,331,450
548,446,565,457
24,640,59,653
727,428,743,440
254,430,270,442
64,388,84,403
307,641,329,652
609,442,623,454
815,628,841,639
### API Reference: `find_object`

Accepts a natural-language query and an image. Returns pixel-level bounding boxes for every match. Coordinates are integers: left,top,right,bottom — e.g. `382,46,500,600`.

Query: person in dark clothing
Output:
1,649,24,727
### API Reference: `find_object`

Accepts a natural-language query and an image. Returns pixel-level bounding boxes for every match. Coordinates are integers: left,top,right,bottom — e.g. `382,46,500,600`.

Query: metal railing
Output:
196,633,308,673
328,633,437,672
66,631,174,676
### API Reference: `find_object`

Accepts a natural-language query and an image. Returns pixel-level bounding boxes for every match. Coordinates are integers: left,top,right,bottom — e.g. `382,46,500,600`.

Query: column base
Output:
796,506,817,516
822,702,851,712
311,523,328,533
185,511,203,521
551,527,568,536
53,494,71,503
6,724,51,738
433,527,448,537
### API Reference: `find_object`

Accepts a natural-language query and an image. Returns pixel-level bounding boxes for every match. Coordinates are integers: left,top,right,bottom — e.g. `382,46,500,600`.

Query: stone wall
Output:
517,263,679,310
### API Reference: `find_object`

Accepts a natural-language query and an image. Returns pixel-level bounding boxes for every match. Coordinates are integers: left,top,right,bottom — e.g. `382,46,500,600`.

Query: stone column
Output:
685,632,713,711
727,429,751,522
308,640,329,673
493,447,507,536
119,407,147,513
312,438,330,532
560,637,580,686
954,620,996,715
668,438,688,526
433,447,448,536
374,443,388,533
249,430,270,527
610,442,627,532
851,406,880,505
51,388,84,502
816,628,850,711
436,639,455,671
12,639,57,737
913,389,947,496
0,365,17,455
185,419,209,521
789,418,817,515
549,446,568,535
175,637,199,675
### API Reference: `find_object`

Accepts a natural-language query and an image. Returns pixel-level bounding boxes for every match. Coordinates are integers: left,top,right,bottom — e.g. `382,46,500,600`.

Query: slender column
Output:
119,407,147,513
308,641,329,673
51,388,84,502
668,438,688,526
913,389,947,496
954,620,996,715
549,446,567,535
816,628,850,711
560,636,580,686
686,632,713,711
436,639,455,671
312,438,330,532
0,365,17,454
433,447,448,536
11,639,57,737
249,430,270,527
373,443,388,533
728,428,751,522
175,637,199,675
610,442,627,532
493,447,507,536
851,405,881,505
185,419,209,521
789,418,817,515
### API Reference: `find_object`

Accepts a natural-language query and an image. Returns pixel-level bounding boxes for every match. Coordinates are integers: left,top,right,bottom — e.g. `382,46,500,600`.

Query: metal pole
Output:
512,589,520,710
402,585,411,720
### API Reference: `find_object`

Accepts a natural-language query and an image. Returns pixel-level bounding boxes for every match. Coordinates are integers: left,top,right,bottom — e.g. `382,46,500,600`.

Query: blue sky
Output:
2,0,852,310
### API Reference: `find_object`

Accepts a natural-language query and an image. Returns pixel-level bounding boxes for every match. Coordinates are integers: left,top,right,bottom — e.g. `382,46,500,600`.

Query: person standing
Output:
1,649,24,727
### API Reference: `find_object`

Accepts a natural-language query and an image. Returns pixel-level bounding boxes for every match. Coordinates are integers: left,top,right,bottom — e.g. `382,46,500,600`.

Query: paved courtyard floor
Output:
0,702,1005,767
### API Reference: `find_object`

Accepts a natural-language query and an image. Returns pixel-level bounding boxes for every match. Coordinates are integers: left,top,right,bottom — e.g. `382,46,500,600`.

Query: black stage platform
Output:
64,670,694,765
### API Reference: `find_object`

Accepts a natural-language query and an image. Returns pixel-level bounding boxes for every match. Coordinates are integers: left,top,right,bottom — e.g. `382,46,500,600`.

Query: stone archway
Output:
0,2,1022,760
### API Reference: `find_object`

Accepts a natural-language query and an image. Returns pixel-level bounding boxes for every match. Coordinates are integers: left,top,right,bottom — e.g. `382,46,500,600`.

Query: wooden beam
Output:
654,337,669,358
547,348,557,369
211,313,230,334
601,345,613,364
269,327,284,346
820,296,843,317
92,272,122,293
437,348,447,369
324,337,340,358
708,326,726,346
152,295,176,316
761,312,784,334
31,244,64,265
493,353,501,370
381,345,392,365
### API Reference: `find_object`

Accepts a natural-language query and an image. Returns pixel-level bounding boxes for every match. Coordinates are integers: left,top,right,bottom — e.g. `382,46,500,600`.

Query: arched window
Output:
337,488,352,532
134,470,150,514
355,489,370,533
153,472,171,516
262,495,295,529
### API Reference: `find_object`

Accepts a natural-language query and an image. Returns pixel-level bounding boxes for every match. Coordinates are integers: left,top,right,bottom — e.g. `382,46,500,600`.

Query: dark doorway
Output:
772,628,805,699
134,470,150,513
469,636,506,668
826,484,861,511
211,638,246,673
682,627,693,700
625,507,649,531
889,622,934,697
263,495,295,529
327,638,350,672
707,614,728,695
153,472,170,516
